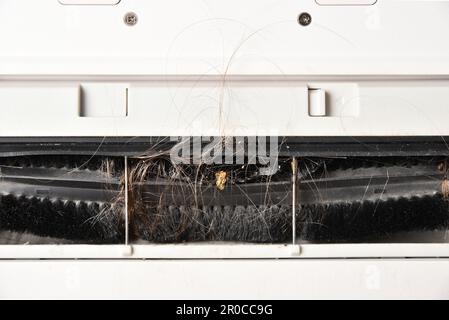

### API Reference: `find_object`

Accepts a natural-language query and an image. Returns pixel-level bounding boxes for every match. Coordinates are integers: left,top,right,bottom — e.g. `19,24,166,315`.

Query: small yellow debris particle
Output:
442,178,449,200
215,171,228,191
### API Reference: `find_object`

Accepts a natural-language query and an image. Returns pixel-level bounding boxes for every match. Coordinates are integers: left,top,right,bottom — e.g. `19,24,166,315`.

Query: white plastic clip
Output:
121,245,134,257
290,245,301,257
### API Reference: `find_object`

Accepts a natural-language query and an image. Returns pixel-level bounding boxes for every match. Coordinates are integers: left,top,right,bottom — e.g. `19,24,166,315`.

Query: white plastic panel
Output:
0,0,449,76
1,259,449,299
0,79,448,136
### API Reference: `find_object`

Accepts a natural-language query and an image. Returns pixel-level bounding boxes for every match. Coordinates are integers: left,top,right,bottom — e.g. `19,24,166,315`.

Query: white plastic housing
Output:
0,1,448,136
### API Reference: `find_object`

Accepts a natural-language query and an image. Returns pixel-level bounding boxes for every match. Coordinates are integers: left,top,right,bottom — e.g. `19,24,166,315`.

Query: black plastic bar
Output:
0,136,448,157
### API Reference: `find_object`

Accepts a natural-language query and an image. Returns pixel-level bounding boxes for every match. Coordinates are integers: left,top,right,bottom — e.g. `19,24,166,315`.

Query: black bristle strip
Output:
0,155,124,172
299,194,449,242
0,194,122,243
135,205,292,243
134,195,449,243
314,156,444,173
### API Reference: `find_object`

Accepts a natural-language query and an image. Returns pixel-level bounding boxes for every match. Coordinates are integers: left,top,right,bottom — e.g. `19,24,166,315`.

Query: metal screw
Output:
124,12,138,26
298,12,312,27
